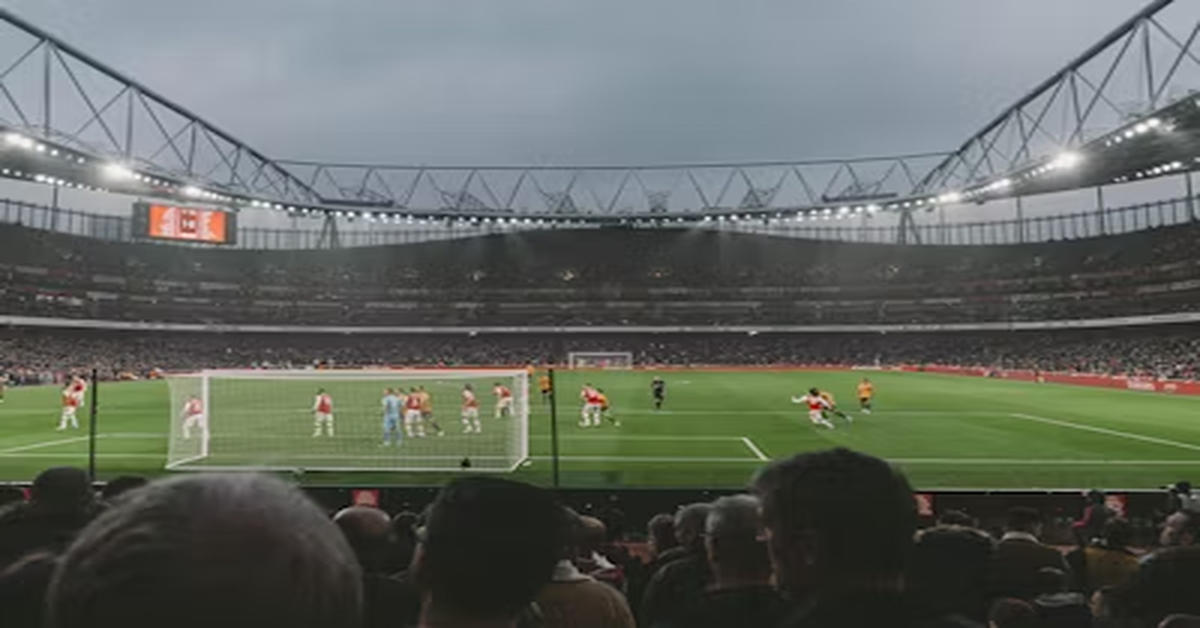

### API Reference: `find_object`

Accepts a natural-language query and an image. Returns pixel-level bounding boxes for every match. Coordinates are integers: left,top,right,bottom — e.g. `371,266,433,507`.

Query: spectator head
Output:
1005,507,1043,536
1161,616,1200,628
910,526,995,622
333,505,392,574
1129,547,1200,627
30,467,93,515
989,598,1038,628
937,509,976,528
0,551,57,628
704,495,771,587
753,448,916,595
413,477,566,623
1102,517,1133,549
47,474,362,628
575,515,607,557
674,502,713,551
0,485,25,510
1161,511,1200,547
647,513,677,557
1086,489,1107,505
385,511,419,574
1033,567,1068,595
100,476,147,503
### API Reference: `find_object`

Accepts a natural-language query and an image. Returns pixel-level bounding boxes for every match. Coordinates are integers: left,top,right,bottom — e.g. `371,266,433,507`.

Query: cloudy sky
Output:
3,0,1147,167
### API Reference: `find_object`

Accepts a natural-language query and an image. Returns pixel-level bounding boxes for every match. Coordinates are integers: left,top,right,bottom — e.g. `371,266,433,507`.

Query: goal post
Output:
567,352,634,370
164,369,529,473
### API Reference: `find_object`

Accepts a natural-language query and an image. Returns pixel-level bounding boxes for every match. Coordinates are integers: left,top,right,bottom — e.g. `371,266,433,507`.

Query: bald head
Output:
47,474,362,628
575,516,607,555
334,506,392,572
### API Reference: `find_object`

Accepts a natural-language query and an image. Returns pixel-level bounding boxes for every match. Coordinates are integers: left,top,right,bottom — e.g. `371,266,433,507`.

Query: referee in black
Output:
651,376,665,410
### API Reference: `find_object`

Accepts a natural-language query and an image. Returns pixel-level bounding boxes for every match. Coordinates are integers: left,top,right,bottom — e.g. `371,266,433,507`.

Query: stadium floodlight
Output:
102,162,135,181
165,369,530,473
1050,152,1082,171
182,185,203,198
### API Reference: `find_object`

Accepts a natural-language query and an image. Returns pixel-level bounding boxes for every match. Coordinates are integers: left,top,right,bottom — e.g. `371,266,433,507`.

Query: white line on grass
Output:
0,436,94,454
741,437,769,461
0,452,164,459
1009,413,1200,453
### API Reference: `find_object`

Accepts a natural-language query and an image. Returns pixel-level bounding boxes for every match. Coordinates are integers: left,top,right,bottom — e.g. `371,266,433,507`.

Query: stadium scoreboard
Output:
132,202,237,245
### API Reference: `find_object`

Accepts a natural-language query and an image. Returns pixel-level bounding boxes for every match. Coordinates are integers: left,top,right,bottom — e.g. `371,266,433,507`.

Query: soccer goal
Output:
567,352,634,369
164,369,529,473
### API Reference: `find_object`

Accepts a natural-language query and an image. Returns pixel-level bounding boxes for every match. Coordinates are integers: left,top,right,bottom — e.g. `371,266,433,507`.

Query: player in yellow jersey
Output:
857,378,874,414
416,386,445,437
819,390,853,424
597,388,620,427
539,374,552,404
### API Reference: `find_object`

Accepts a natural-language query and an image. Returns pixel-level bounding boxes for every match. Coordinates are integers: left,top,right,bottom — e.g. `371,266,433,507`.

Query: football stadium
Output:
3,1,1200,626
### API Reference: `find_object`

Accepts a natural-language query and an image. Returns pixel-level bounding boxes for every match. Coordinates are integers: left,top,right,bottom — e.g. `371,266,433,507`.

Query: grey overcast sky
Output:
5,0,1146,167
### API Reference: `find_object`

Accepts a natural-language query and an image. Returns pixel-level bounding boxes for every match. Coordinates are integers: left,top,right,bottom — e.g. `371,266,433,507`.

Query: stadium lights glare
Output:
102,163,135,181
182,185,202,198
3,132,31,149
1050,152,1082,171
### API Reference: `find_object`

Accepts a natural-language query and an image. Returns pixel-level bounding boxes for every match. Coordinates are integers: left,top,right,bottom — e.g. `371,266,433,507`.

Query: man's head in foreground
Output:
753,447,916,595
47,474,362,628
413,477,567,624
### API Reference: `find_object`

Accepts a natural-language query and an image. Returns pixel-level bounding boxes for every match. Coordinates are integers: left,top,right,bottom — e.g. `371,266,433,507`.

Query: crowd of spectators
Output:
2,325,1200,383
1,449,1199,627
2,221,1200,326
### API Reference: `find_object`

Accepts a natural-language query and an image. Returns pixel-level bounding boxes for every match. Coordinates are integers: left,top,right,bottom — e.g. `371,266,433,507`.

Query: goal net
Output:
567,352,634,369
164,369,529,473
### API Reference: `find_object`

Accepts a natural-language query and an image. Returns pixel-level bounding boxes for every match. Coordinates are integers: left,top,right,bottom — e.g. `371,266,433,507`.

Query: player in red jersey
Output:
56,382,81,430
180,395,206,440
493,382,513,419
580,384,603,427
404,387,426,438
312,389,334,437
461,384,482,434
791,387,835,429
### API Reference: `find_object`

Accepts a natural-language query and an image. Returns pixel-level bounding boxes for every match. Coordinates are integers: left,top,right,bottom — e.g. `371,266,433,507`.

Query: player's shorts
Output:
315,412,333,422
583,402,600,413
808,410,825,422
383,415,400,430
497,397,513,409
421,411,433,420
653,390,664,399
859,397,871,403
463,407,479,419
404,410,422,423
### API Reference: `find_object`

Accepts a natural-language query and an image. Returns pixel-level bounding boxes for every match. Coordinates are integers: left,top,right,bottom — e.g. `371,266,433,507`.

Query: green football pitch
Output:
0,369,1199,490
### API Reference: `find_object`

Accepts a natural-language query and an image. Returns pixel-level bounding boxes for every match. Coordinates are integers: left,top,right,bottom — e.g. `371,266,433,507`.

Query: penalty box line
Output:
1008,413,1200,453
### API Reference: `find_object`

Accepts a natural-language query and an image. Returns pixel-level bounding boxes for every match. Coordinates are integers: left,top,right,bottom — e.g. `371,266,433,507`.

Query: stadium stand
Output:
2,221,1200,326
2,326,1198,383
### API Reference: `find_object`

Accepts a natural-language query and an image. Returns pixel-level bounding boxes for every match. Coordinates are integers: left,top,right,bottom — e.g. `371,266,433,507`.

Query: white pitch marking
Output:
741,436,769,461
1009,413,1200,453
0,435,94,453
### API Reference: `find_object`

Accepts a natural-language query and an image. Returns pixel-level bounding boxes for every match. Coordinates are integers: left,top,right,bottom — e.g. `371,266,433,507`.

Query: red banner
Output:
901,365,1200,396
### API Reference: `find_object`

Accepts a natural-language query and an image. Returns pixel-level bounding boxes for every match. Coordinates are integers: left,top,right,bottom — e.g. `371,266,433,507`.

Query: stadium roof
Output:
0,0,1198,226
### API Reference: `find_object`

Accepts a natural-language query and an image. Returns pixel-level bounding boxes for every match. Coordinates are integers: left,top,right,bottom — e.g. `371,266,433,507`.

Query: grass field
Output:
0,369,1199,490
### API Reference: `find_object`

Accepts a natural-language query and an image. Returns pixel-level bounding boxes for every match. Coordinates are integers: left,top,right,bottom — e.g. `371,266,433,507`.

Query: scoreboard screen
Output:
133,203,236,245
